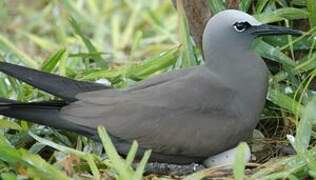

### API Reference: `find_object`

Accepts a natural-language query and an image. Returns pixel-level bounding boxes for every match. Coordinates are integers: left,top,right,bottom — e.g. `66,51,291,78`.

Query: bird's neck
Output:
205,48,267,85
205,48,268,113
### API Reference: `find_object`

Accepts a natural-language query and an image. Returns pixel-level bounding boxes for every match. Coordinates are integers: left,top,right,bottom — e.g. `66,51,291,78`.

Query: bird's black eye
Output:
233,22,250,32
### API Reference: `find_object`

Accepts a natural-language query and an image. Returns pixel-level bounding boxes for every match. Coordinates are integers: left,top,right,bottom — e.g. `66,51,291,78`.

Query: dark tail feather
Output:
0,98,95,137
0,97,17,104
0,62,108,102
0,98,137,154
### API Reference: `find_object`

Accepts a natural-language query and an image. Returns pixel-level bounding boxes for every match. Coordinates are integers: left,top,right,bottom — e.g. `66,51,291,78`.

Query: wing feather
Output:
61,66,242,157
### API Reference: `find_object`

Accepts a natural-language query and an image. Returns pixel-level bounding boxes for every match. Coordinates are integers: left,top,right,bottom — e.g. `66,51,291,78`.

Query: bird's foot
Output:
139,143,251,176
143,162,205,176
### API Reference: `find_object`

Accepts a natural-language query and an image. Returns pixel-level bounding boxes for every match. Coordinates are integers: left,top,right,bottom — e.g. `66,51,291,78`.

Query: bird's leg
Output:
141,162,205,176
137,143,251,176
203,143,251,167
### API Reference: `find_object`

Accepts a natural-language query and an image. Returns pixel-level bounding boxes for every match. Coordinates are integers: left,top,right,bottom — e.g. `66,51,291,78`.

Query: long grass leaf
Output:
240,0,252,12
254,40,295,67
255,8,308,23
97,126,132,179
0,34,38,68
29,132,101,179
0,119,21,130
0,135,70,180
233,143,248,180
208,0,225,14
267,88,303,115
126,141,138,166
41,49,67,72
294,98,316,171
69,17,107,68
256,0,269,13
177,0,197,68
132,150,151,180
307,0,316,27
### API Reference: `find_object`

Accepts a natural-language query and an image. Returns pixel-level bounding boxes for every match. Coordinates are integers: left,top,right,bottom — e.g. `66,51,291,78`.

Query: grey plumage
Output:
0,10,301,164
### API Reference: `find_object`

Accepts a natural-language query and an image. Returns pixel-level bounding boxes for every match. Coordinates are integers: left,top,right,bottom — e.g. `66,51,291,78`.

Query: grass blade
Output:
41,49,67,72
82,47,178,81
69,17,107,68
24,33,58,50
0,34,38,68
132,150,151,180
294,98,316,171
255,7,308,23
0,135,70,180
307,0,316,27
126,141,138,166
256,0,269,13
0,119,21,130
97,126,132,179
233,143,248,180
267,88,303,116
208,0,225,14
29,132,101,179
177,0,197,68
254,40,296,67
240,0,252,12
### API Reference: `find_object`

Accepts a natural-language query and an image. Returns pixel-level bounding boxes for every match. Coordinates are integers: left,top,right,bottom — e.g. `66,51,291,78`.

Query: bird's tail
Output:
0,62,105,137
0,98,95,137
0,62,108,102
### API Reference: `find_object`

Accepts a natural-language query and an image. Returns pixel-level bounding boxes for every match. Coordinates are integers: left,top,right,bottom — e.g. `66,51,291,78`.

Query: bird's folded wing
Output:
0,62,108,102
61,66,240,157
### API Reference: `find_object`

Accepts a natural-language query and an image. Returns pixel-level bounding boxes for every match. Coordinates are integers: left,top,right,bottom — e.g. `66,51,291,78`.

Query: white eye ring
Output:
233,22,248,33
234,25,246,32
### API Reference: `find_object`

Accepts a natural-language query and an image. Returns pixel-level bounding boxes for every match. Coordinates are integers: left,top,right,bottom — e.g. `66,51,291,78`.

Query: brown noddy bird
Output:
0,10,301,164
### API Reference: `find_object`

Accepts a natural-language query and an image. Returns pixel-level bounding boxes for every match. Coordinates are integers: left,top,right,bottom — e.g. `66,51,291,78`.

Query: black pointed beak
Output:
250,24,303,37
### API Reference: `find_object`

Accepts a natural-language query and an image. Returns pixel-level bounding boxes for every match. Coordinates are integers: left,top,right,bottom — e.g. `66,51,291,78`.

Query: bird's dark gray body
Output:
63,65,267,161
0,10,301,164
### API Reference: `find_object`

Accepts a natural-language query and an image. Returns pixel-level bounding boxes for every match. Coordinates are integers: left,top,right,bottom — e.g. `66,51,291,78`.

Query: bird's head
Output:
202,10,302,55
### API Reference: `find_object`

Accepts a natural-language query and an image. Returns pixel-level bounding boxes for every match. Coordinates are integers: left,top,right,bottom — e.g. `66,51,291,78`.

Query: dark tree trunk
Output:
172,0,212,49
171,0,241,49
226,0,241,9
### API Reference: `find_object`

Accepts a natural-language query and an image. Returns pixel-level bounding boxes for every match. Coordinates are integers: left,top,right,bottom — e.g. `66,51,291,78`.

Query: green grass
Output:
0,0,315,179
